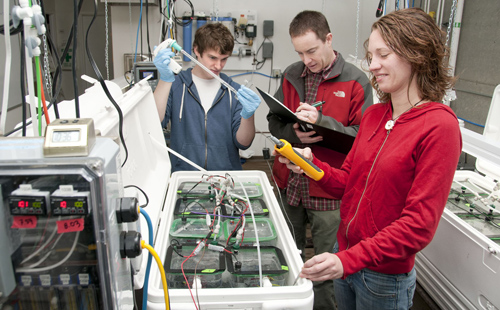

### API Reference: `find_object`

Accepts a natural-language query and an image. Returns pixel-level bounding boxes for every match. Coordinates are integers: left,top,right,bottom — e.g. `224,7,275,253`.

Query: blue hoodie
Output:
162,68,250,172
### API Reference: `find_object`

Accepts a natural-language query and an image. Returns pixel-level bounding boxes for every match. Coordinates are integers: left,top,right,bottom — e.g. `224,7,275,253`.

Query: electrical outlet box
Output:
263,42,273,59
272,69,281,78
263,20,274,37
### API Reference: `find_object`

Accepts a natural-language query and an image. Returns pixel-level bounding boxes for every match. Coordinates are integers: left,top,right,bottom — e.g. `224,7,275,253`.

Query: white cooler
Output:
146,171,314,310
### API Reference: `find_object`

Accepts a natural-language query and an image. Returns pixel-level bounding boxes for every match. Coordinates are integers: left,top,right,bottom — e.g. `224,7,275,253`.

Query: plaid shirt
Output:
286,52,341,211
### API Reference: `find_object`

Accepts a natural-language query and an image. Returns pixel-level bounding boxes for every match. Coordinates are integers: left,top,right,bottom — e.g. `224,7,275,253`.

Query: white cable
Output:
150,136,207,171
453,180,482,200
166,144,207,171
24,20,39,136
16,231,81,273
1,0,12,135
21,224,58,264
466,178,490,195
26,233,64,268
236,179,262,287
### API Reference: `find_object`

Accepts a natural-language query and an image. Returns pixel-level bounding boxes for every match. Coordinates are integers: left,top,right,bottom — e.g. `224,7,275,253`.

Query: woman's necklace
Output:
385,99,424,131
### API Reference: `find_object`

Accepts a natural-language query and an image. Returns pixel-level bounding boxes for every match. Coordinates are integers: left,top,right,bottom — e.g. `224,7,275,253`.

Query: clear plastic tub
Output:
147,171,313,309
173,198,269,218
169,218,220,243
165,244,225,289
224,198,269,217
226,246,288,288
223,217,277,246
177,181,263,198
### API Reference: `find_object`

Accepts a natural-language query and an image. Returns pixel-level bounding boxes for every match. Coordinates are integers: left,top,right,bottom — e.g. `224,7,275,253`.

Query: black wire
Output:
72,0,80,118
170,239,186,258
124,185,150,208
20,26,27,137
140,3,143,59
0,20,23,35
447,196,500,230
172,0,194,26
130,262,139,310
51,0,84,104
88,0,129,167
146,0,152,58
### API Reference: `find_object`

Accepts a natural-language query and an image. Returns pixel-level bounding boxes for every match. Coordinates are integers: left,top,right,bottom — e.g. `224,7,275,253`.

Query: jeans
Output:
333,244,416,310
280,193,340,310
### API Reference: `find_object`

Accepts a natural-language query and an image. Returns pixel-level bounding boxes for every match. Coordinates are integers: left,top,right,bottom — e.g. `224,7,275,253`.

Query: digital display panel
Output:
140,69,158,80
9,196,46,215
52,130,81,143
51,196,89,215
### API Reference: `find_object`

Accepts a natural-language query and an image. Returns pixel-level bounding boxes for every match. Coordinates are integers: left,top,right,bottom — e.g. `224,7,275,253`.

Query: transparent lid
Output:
175,198,269,217
165,244,225,273
174,198,220,217
224,199,268,217
223,217,276,242
170,218,216,239
226,246,288,275
177,181,263,198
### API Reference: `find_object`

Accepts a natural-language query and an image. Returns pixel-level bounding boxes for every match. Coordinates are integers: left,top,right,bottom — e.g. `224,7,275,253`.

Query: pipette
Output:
160,39,239,96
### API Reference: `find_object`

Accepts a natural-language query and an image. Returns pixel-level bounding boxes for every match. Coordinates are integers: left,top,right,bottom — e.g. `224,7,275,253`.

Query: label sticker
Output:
21,275,32,286
60,274,71,285
39,274,52,286
11,216,37,229
57,218,84,233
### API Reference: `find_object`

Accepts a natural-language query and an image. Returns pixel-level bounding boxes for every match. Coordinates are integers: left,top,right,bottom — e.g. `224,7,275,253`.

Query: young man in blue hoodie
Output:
153,23,260,172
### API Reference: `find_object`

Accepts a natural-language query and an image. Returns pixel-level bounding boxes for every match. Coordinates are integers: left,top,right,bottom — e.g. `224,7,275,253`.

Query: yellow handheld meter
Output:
270,136,324,181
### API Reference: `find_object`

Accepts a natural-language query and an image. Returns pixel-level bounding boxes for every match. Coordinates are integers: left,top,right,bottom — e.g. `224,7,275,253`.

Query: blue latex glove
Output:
238,85,261,119
153,48,176,82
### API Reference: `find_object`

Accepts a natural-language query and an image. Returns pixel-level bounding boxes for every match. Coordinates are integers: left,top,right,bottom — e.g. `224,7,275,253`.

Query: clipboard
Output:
257,86,355,154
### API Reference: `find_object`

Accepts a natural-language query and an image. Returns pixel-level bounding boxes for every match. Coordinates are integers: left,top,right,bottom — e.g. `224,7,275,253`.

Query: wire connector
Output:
192,275,202,289
193,241,205,256
207,244,224,252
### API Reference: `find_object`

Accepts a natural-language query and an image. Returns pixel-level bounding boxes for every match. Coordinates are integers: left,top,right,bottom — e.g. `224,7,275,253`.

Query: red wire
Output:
39,64,50,124
180,241,207,310
226,217,243,246
181,254,198,310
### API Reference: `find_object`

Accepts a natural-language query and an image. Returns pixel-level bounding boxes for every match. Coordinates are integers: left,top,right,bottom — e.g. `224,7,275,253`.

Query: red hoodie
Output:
313,101,462,277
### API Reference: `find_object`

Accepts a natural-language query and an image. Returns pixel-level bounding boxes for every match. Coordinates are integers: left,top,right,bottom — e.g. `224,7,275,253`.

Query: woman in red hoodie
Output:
275,8,462,310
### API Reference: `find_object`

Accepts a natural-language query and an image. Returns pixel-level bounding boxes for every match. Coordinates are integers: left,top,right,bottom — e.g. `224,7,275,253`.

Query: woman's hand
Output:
272,146,314,175
299,253,344,281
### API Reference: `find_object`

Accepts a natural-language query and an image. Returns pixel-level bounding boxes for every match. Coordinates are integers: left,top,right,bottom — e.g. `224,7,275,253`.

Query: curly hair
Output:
289,10,331,42
364,8,456,103
193,23,234,56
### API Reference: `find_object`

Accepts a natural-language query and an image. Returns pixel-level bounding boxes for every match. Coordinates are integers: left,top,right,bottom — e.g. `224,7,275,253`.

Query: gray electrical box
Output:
263,20,274,37
263,42,274,59
0,180,16,300
0,137,134,309
134,62,159,91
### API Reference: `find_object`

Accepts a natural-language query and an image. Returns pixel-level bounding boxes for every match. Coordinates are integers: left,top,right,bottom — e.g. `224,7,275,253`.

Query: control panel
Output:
133,62,159,91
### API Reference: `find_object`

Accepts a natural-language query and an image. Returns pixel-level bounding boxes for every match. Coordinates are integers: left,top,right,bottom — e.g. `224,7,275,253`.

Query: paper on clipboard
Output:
257,86,355,154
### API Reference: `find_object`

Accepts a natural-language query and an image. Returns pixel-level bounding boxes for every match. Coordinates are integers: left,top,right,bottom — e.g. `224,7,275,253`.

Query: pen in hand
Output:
311,101,325,108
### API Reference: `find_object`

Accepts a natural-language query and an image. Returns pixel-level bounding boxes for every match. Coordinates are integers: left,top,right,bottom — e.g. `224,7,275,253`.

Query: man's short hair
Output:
193,23,235,56
289,10,331,42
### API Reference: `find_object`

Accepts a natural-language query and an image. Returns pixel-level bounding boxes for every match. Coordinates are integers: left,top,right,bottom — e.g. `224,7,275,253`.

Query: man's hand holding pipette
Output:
153,48,176,83
237,85,261,119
